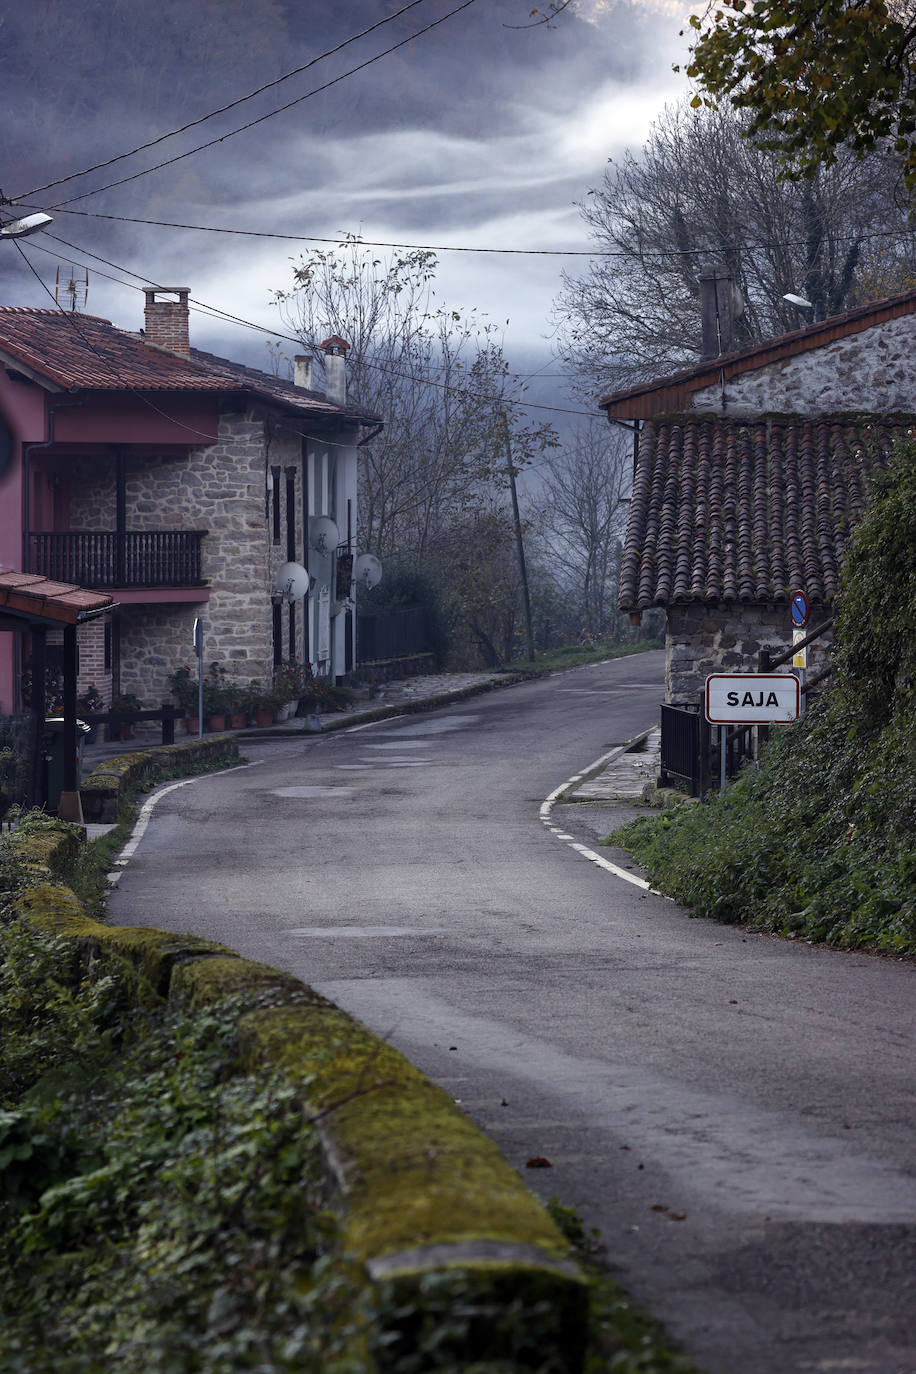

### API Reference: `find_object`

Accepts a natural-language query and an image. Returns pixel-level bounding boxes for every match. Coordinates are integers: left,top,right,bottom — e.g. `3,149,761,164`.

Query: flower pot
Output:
229,712,247,730
255,708,274,728
208,713,227,732
185,716,201,736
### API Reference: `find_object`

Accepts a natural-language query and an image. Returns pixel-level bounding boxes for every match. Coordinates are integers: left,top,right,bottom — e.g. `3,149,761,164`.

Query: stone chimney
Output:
320,335,350,406
143,287,190,356
293,354,313,390
699,269,741,360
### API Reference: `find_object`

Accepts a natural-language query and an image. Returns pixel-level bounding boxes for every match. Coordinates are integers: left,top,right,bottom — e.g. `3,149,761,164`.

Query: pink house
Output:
0,289,380,716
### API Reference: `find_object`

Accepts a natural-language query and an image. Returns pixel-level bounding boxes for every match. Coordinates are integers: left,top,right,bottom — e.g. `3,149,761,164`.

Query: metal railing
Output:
28,530,207,588
357,605,432,663
660,703,711,797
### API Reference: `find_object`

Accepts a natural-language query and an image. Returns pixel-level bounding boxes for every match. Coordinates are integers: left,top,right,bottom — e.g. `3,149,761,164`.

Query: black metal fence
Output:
357,605,432,663
660,703,711,797
29,530,207,587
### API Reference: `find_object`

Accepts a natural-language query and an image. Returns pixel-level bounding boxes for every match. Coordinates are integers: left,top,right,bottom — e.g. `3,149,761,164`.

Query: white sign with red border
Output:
705,673,800,724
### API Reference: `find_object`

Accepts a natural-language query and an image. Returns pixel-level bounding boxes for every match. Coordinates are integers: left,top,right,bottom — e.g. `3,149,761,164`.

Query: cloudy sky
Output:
1,0,691,414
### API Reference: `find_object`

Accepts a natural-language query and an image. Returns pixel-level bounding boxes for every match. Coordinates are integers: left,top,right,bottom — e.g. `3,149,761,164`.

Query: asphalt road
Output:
110,651,916,1374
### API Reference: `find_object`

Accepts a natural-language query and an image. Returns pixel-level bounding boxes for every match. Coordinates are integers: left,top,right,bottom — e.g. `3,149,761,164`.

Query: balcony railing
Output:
28,531,207,588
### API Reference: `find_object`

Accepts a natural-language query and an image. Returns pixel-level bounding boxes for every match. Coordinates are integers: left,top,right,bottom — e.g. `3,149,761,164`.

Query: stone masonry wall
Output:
691,313,916,417
118,409,275,703
63,413,312,706
666,603,832,704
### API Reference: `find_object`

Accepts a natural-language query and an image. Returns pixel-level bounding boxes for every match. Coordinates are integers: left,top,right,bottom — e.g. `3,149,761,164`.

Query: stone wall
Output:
117,408,276,703
691,313,916,417
666,603,832,704
62,411,362,704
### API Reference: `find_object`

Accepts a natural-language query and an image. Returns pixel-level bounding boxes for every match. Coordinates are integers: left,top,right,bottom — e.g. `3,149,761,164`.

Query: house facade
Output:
0,289,380,716
601,289,916,703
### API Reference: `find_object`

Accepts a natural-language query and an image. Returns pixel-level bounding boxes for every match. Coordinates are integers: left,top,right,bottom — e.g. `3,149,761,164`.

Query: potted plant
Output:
168,664,200,733
224,680,247,731
201,662,229,732
111,691,144,740
244,681,275,728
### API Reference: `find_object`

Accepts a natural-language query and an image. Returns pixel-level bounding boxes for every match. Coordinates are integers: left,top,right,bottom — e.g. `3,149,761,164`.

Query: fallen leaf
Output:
526,1156,552,1169
650,1203,668,1212
666,1211,687,1221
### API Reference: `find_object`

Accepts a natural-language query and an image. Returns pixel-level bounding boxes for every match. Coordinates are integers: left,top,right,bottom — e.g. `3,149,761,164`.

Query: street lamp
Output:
0,211,54,239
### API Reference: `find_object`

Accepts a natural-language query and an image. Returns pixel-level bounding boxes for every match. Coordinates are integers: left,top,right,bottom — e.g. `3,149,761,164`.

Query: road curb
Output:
9,834,588,1370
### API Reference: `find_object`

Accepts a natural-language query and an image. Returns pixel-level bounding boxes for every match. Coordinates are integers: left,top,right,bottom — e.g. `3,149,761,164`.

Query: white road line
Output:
540,739,653,892
345,715,406,733
109,759,264,877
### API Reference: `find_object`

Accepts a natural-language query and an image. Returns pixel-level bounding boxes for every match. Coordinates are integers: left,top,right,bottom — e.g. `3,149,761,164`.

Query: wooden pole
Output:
502,412,535,663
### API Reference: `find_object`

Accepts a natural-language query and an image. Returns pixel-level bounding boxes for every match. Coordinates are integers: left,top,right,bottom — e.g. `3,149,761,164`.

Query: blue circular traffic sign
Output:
790,590,809,627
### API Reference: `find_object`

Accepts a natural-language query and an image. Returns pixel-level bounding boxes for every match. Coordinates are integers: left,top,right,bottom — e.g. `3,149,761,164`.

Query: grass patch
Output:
508,640,664,675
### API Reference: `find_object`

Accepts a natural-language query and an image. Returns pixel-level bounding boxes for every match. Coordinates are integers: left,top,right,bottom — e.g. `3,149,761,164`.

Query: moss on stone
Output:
238,1004,572,1267
10,827,83,879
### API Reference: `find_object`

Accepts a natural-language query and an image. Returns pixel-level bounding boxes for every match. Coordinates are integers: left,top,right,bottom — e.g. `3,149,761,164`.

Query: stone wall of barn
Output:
691,313,916,418
666,603,832,705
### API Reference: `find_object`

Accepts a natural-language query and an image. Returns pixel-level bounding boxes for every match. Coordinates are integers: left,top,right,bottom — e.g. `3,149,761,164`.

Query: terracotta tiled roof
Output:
0,308,379,424
600,288,916,420
0,568,116,624
618,414,914,611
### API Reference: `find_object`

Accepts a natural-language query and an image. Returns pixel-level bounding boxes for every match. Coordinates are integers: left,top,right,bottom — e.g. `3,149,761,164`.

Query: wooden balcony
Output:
28,531,207,589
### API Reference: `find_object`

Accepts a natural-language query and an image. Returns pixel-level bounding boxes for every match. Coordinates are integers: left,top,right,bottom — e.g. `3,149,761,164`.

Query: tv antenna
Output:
55,265,89,312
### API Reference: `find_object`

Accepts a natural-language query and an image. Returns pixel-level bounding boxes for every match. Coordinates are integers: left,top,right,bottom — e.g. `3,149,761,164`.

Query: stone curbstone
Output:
80,736,240,821
9,850,588,1369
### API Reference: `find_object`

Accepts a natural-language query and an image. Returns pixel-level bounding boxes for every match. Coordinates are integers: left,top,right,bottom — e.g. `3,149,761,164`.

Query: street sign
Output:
705,673,800,724
792,629,807,669
790,590,809,627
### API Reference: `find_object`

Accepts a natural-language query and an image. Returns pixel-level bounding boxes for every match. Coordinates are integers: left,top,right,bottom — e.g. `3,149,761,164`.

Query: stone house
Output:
0,289,381,715
600,287,916,703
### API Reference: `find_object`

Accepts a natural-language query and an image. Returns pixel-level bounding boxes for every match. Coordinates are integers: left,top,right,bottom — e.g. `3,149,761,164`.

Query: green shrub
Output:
613,439,916,953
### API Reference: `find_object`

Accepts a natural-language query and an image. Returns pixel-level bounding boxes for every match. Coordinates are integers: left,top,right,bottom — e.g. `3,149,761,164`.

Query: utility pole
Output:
501,411,535,663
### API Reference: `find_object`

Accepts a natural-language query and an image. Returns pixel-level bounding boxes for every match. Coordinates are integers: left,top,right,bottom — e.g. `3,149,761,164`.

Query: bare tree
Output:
555,98,916,396
534,420,630,641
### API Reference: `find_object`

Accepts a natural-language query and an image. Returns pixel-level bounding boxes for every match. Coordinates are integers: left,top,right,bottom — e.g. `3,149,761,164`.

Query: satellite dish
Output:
309,515,339,556
272,561,312,602
354,553,383,590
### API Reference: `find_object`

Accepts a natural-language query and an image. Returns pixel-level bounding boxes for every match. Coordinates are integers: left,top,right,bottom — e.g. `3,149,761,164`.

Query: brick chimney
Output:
143,287,190,356
320,335,350,406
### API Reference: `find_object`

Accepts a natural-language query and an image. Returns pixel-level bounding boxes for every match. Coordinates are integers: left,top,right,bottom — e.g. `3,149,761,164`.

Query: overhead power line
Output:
31,0,478,211
19,201,916,261
11,0,433,203
27,232,599,419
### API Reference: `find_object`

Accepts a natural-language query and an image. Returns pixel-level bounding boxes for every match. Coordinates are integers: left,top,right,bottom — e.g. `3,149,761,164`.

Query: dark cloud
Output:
1,0,686,390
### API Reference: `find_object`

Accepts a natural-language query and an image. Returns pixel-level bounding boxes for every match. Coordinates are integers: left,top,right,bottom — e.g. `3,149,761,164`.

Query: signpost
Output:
705,673,801,724
789,589,809,698
192,617,203,736
705,672,801,791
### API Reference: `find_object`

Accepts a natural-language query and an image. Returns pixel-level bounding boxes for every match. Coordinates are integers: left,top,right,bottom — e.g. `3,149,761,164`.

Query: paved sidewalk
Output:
562,726,661,805
81,669,509,769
